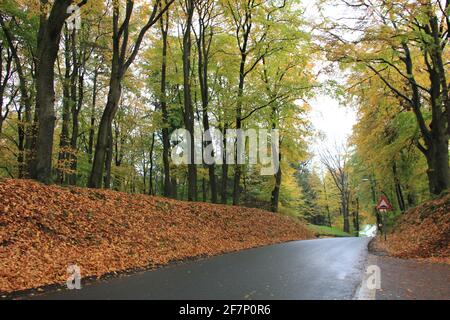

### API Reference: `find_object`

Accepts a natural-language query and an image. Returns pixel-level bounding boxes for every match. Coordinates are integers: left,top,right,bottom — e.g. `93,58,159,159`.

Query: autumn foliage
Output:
379,193,450,263
0,179,313,293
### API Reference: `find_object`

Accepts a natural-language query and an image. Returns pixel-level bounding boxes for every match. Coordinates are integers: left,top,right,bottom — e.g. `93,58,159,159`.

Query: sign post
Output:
376,195,393,241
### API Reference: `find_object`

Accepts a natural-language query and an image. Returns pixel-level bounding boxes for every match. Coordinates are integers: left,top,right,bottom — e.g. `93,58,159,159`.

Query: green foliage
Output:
307,224,353,238
0,0,444,234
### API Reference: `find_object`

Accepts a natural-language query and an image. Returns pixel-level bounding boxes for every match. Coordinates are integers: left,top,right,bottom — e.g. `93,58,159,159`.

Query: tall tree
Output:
0,12,36,178
324,0,449,195
321,146,351,233
227,0,255,205
56,28,74,184
88,0,174,188
158,0,173,197
227,0,290,205
32,0,88,183
194,0,219,203
0,41,13,135
180,0,197,201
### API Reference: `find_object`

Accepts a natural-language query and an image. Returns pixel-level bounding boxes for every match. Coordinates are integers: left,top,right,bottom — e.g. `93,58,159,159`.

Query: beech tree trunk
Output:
232,54,246,205
88,67,99,163
0,43,13,136
361,5,449,196
88,0,173,188
57,29,73,184
103,124,113,189
16,104,26,178
270,160,282,213
69,65,84,185
401,37,448,195
342,196,350,233
392,163,406,212
269,104,281,213
221,124,228,204
182,0,197,202
0,16,33,177
89,64,122,188
352,198,360,236
270,134,282,213
149,132,155,196
32,0,75,183
195,0,218,204
88,3,125,188
171,176,178,199
230,1,256,206
159,10,172,197
423,135,450,195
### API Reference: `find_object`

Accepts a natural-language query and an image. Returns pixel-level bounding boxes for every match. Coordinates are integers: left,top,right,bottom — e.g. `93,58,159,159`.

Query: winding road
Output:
34,237,372,300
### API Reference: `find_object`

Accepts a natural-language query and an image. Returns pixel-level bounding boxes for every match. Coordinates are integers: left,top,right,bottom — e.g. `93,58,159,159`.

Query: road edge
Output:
353,238,378,300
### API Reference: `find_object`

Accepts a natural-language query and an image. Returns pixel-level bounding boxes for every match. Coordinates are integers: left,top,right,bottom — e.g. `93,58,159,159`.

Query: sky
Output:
303,0,358,166
308,94,356,151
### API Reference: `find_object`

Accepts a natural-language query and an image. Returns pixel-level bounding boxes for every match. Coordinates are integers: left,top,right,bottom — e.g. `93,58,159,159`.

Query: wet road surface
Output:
36,237,371,300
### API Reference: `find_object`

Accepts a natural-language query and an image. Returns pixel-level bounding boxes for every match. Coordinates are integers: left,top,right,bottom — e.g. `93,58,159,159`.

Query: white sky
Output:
303,0,358,165
308,94,356,150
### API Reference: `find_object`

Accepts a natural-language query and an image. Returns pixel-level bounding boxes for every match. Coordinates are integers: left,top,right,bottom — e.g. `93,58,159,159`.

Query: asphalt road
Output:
36,237,371,300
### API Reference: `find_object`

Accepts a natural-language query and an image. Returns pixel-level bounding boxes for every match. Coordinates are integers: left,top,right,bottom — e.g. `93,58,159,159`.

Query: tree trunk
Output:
232,55,246,205
427,12,450,136
270,159,282,213
201,85,218,204
159,11,172,197
202,178,207,202
89,71,122,188
392,163,406,212
57,30,73,184
69,67,84,185
34,47,58,183
352,198,360,236
88,67,99,163
32,0,74,183
0,16,34,177
142,156,147,194
103,124,113,189
424,135,450,195
221,125,228,204
182,0,197,202
422,28,449,195
171,176,178,199
0,43,12,136
270,110,282,213
154,167,159,195
88,0,172,188
323,181,332,227
342,194,350,233
149,132,155,196
16,104,26,178
401,41,449,195
196,6,218,204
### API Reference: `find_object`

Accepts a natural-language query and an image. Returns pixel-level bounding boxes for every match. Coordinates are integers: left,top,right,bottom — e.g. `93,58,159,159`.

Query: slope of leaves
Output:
378,193,450,263
0,179,313,293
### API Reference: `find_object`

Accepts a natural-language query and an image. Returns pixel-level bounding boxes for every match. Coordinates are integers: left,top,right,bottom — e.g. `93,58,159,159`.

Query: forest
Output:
0,0,448,235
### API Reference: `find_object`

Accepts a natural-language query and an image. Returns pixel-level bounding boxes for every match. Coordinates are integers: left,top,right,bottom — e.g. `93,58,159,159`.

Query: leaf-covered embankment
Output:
374,193,450,263
0,179,313,293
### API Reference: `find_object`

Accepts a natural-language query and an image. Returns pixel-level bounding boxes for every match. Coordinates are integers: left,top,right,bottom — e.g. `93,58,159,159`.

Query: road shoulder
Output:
356,239,450,300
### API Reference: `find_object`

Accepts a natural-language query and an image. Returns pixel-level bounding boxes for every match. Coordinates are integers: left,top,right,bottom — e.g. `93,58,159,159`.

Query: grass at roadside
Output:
307,224,353,238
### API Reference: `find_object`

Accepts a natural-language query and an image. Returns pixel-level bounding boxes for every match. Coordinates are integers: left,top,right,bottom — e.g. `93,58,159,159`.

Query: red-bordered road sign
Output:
376,195,393,211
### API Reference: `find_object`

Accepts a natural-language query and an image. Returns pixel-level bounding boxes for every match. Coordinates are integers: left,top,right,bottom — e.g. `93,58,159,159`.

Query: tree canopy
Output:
0,0,448,234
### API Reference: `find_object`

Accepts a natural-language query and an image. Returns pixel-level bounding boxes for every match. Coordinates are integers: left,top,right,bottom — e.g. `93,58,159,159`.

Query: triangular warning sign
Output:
376,195,393,210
